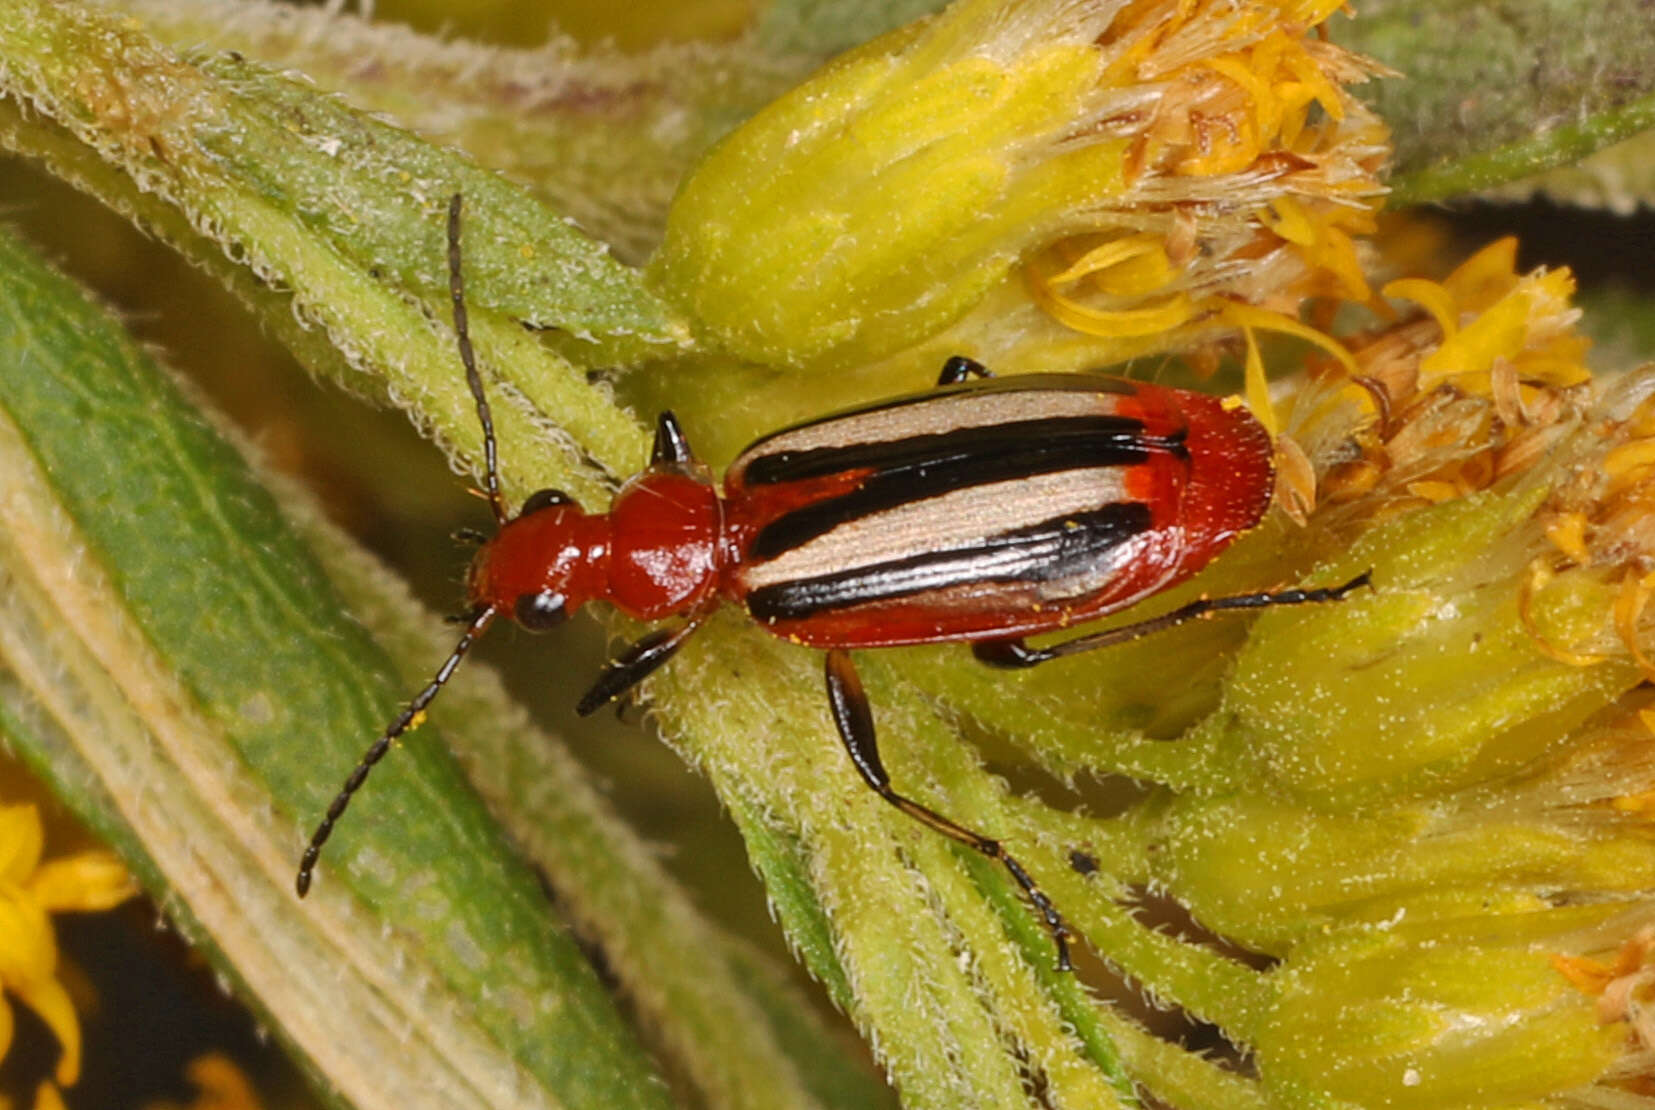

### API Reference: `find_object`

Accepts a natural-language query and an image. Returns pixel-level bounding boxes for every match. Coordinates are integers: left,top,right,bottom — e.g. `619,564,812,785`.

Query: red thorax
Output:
468,469,724,622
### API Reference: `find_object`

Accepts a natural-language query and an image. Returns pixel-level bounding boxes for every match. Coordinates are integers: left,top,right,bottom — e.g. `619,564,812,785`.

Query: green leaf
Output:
1336,0,1655,203
0,0,672,490
0,222,667,1109
116,0,813,264
754,0,942,55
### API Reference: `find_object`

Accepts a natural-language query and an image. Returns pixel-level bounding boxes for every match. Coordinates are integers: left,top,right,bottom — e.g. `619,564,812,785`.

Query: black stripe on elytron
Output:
747,417,1181,561
739,374,1141,459
744,414,1186,486
746,502,1154,623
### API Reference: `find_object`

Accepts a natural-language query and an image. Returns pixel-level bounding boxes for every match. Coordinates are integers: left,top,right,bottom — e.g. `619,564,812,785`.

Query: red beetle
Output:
298,197,1368,971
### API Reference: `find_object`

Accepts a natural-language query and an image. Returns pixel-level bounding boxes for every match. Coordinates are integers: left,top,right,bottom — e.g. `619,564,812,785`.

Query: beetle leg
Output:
936,355,992,386
823,649,1072,971
651,410,696,469
974,570,1374,669
576,616,707,716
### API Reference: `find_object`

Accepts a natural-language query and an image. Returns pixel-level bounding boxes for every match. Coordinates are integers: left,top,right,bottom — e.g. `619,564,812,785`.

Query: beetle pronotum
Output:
297,195,1369,971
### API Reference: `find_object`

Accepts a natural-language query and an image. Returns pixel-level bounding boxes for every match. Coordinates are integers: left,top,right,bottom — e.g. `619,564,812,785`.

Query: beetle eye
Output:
514,591,568,631
521,488,573,516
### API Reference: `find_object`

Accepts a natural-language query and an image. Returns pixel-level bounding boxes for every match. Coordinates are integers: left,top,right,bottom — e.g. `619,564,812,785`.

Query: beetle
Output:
297,195,1370,971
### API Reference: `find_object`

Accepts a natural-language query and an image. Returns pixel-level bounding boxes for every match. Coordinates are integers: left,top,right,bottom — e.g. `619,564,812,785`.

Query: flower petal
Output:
27,851,136,914
0,994,13,1072
184,1052,265,1110
0,888,56,989
13,974,81,1086
0,805,44,887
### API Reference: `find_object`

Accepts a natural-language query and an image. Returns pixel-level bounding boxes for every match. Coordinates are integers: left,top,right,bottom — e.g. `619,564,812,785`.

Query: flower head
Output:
1128,243,1655,1105
651,0,1388,374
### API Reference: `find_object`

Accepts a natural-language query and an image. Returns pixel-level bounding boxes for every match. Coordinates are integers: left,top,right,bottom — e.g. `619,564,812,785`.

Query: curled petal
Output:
13,975,80,1087
27,852,136,915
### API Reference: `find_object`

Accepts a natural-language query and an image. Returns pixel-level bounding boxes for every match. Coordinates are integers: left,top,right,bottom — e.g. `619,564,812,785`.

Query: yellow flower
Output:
142,1053,265,1110
1156,242,1655,1104
1277,237,1592,524
0,1080,69,1110
1023,0,1390,344
651,0,1389,375
0,801,135,1088
1271,238,1655,696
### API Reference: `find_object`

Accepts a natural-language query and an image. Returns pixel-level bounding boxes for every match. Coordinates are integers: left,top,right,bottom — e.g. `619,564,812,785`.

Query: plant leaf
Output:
754,0,942,55
1335,0,1655,203
0,0,673,491
112,0,814,264
0,223,669,1109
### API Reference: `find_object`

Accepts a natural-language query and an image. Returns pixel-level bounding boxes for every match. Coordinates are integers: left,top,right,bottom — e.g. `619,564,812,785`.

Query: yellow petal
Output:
1382,277,1460,341
27,852,136,914
31,1083,66,1110
1258,196,1318,247
1441,236,1520,307
1605,440,1655,492
0,888,57,989
0,805,44,887
1241,325,1278,437
1419,284,1533,384
183,1052,266,1110
1218,300,1358,375
14,975,81,1086
0,994,13,1071
1025,265,1197,337
1544,512,1591,565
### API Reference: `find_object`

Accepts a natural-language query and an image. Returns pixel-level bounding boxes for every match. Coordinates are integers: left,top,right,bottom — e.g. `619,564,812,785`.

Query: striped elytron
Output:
298,197,1369,970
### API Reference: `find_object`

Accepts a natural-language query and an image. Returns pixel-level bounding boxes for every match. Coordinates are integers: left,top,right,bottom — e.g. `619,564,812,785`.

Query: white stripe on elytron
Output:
739,465,1133,591
737,388,1132,462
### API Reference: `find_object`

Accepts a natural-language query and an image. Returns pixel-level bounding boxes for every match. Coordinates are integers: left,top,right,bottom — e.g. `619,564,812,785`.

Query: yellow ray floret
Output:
0,801,135,1087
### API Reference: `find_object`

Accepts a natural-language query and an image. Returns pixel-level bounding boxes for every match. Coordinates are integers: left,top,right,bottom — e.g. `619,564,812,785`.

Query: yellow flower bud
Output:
651,0,1388,372
1161,245,1655,1105
1255,908,1629,1108
1184,245,1653,809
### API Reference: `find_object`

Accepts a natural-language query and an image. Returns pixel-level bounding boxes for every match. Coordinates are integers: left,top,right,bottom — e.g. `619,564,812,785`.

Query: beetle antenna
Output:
448,194,507,526
296,604,498,896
